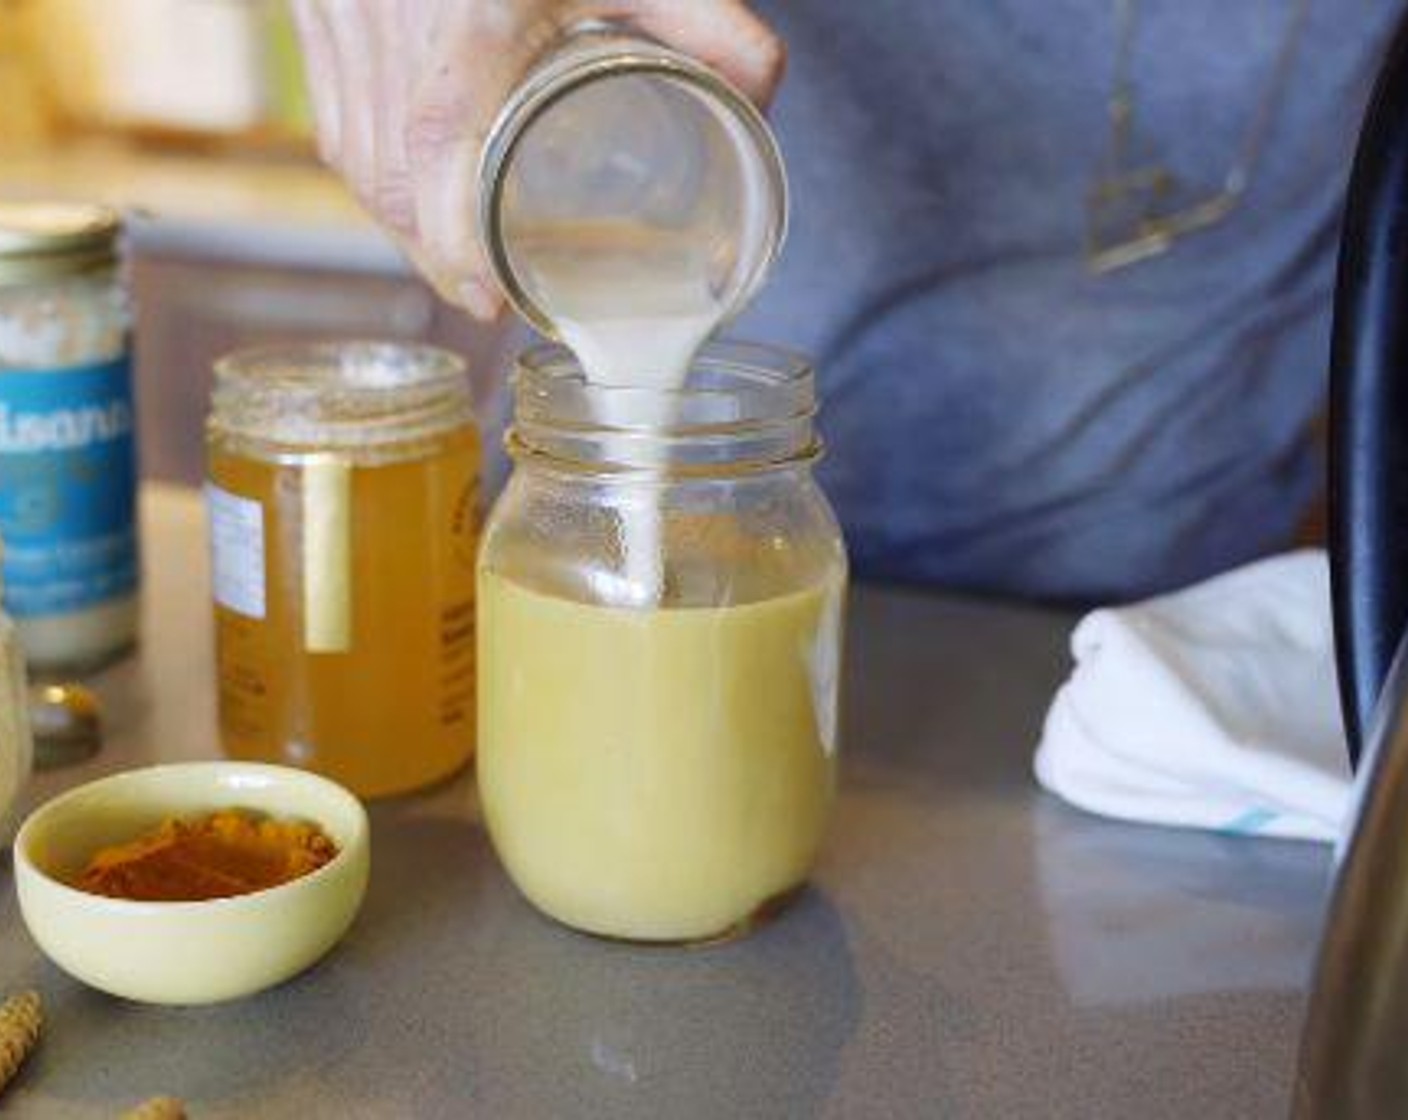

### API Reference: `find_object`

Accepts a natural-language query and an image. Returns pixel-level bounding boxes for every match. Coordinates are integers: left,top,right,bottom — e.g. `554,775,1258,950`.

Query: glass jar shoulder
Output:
0,270,129,369
480,465,846,610
207,416,480,469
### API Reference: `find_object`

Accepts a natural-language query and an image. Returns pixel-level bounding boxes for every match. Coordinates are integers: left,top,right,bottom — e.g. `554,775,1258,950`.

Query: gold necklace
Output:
1085,0,1312,273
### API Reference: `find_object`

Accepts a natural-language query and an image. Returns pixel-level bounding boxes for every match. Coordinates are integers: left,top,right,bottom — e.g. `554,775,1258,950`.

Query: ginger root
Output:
121,1096,187,1120
0,988,186,1118
0,990,41,1095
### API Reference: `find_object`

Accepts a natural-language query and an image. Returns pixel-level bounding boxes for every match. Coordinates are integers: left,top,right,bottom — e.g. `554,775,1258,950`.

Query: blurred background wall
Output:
0,0,515,490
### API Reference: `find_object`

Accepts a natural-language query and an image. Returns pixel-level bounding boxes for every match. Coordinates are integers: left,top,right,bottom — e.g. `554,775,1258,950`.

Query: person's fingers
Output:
623,0,786,106
404,5,540,317
363,0,418,237
323,2,380,216
411,136,501,316
402,236,503,321
289,0,343,163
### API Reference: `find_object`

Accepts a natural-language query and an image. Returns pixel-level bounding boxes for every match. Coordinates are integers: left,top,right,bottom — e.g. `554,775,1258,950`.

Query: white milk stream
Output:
518,231,726,601
496,69,778,603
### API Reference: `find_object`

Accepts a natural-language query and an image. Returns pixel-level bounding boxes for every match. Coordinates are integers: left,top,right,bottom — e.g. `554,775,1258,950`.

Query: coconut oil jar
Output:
0,203,138,673
206,343,480,798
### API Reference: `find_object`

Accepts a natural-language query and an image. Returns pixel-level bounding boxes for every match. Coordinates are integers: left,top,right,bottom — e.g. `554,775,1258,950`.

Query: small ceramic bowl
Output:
14,761,370,1006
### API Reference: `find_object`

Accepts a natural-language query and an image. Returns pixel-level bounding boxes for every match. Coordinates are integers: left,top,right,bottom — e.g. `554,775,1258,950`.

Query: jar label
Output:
0,357,139,618
208,432,481,796
207,483,266,619
301,456,352,653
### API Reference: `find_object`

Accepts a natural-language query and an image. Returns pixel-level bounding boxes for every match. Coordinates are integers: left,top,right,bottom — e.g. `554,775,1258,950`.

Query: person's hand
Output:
291,0,786,320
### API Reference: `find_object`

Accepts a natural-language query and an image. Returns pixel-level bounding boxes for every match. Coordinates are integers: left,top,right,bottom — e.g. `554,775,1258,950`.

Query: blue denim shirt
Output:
737,0,1401,601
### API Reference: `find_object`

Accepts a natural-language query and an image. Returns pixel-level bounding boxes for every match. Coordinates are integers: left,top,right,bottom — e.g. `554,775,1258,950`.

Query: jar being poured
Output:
479,22,787,602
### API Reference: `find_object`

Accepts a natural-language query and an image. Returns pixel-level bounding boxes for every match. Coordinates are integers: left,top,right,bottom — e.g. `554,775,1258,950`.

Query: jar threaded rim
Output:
509,340,819,475
210,341,474,453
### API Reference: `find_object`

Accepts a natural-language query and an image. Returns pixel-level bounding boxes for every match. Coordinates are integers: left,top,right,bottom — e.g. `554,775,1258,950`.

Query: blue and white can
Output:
0,203,138,672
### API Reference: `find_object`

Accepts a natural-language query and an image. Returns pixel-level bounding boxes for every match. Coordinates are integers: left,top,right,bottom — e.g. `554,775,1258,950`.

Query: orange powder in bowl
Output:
73,810,338,902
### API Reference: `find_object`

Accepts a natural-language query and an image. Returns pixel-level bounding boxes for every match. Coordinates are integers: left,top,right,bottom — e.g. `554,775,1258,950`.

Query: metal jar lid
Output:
0,202,121,288
478,31,788,338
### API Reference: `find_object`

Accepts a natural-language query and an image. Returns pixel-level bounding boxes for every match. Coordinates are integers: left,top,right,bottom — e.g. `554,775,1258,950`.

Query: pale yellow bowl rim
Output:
14,761,370,914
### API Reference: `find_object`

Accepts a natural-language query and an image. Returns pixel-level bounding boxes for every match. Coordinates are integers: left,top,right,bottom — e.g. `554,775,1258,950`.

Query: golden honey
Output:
206,343,479,798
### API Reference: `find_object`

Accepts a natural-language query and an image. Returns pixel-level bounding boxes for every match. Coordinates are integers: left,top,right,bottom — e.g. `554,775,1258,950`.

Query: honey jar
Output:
206,342,480,798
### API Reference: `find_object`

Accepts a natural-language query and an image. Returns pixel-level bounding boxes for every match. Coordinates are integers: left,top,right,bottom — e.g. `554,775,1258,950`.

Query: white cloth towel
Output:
1034,550,1353,843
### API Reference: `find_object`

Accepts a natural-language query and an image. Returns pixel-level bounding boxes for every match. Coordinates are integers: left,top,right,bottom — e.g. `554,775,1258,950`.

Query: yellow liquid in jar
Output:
210,428,479,798
478,569,843,942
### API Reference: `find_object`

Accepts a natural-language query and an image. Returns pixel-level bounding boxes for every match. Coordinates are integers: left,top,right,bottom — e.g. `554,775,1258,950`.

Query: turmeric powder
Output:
73,810,338,902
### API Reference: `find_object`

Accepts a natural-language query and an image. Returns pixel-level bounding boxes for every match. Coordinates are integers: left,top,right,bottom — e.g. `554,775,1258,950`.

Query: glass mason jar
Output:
0,202,138,673
478,341,846,944
207,342,481,798
478,22,787,337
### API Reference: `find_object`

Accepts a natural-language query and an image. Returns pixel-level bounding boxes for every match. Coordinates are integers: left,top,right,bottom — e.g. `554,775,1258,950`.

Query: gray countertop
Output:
0,487,1332,1119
